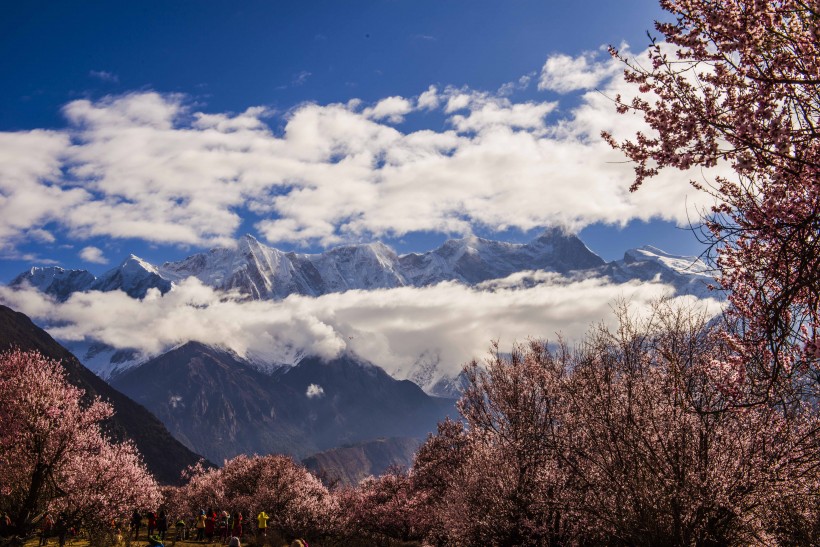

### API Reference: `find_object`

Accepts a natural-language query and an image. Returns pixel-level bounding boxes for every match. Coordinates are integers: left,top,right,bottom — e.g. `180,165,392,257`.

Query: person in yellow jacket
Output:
195,511,206,542
255,512,269,546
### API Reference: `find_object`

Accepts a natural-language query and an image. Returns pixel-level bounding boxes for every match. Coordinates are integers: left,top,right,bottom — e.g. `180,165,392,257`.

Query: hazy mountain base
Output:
303,437,423,486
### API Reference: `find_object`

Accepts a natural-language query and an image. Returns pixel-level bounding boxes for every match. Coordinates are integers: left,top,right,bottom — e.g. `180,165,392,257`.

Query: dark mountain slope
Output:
277,355,455,449
111,341,309,463
0,305,204,484
111,343,456,464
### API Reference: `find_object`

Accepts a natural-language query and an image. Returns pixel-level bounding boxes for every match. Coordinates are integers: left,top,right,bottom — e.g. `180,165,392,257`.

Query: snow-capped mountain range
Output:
12,229,714,301
8,229,718,391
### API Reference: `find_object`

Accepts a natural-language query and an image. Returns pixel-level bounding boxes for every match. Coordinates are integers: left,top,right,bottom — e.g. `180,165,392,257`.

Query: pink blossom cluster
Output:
161,303,819,545
167,454,334,541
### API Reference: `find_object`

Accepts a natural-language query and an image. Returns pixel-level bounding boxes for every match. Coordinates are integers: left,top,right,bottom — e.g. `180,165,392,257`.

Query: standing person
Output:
55,513,68,547
204,511,215,543
230,513,242,539
39,513,54,547
195,511,206,542
0,512,10,537
131,510,142,541
217,513,228,543
174,517,186,542
157,511,168,541
255,512,268,547
147,510,157,538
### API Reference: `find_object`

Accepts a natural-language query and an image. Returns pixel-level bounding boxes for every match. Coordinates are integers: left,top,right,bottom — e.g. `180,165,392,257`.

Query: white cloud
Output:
449,100,557,134
0,130,84,250
498,72,535,96
0,275,723,385
0,45,726,251
79,246,108,264
538,50,622,93
363,96,414,123
416,85,440,110
306,384,325,398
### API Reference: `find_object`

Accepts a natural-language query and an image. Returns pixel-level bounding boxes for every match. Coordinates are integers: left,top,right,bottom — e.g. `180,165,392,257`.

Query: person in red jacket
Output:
204,510,216,542
147,511,157,538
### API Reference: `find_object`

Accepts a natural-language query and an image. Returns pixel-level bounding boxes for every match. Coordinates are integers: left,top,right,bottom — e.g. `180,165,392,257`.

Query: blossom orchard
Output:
399,302,820,545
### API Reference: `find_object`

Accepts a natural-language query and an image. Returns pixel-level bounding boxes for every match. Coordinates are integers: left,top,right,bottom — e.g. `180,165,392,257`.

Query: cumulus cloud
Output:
416,85,440,110
363,96,414,123
0,45,725,251
0,275,723,385
79,246,108,264
0,130,84,250
538,50,622,92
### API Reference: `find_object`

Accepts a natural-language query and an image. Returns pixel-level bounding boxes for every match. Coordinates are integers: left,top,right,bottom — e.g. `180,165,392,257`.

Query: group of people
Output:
125,509,308,547
38,512,72,547
130,510,171,542
190,509,245,543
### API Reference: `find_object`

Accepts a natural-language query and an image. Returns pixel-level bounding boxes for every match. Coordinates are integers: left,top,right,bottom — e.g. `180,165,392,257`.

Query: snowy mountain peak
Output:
624,246,710,275
602,246,715,299
238,233,263,252
10,266,96,301
121,254,159,275
7,231,722,392
9,232,716,308
92,255,171,298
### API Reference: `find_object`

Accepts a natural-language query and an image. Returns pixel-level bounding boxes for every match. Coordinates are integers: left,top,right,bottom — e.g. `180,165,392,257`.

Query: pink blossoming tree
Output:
0,349,160,544
604,0,820,400
170,454,333,542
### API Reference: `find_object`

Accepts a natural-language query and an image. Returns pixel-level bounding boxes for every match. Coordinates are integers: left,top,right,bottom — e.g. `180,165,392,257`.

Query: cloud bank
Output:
0,46,724,253
0,274,723,382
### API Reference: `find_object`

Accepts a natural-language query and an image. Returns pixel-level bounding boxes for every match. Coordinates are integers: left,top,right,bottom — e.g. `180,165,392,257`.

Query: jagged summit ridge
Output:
11,267,96,301
9,231,716,304
600,246,715,299
153,229,605,299
11,255,171,300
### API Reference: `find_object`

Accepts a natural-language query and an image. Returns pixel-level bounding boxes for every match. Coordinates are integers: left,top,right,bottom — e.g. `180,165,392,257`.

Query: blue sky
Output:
0,0,714,283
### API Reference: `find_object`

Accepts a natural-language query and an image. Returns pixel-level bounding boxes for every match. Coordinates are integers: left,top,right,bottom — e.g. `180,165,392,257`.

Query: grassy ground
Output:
24,532,421,547
24,526,420,547
25,536,299,547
